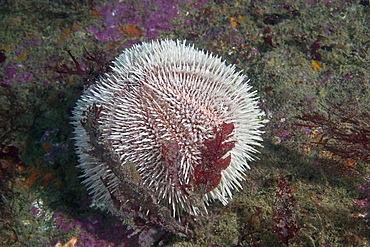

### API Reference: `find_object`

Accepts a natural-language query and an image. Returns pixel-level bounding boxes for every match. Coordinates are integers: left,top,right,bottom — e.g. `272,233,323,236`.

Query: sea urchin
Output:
71,40,264,220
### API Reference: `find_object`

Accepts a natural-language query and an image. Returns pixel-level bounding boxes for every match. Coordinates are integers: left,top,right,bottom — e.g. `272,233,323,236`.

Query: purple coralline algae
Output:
87,0,208,41
53,212,165,247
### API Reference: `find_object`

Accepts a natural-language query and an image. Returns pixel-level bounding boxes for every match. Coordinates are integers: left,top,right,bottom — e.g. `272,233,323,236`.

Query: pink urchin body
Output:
72,40,264,219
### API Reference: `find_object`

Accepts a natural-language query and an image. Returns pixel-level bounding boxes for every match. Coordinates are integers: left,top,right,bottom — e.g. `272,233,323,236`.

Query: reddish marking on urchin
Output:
161,140,181,166
194,122,236,193
161,140,193,197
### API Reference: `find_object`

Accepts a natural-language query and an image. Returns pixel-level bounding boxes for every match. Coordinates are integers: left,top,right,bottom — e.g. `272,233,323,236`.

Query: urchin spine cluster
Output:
72,40,264,218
